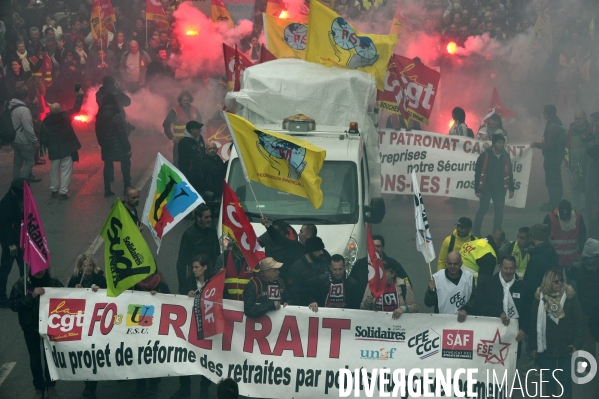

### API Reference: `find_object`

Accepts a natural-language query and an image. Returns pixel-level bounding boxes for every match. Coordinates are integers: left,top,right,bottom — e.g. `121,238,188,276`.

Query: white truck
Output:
218,59,385,268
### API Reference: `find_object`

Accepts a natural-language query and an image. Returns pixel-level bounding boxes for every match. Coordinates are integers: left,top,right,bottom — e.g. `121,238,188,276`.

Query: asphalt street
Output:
0,122,598,399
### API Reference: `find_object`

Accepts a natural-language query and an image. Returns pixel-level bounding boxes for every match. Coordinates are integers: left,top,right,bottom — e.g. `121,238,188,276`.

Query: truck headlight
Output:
343,237,358,268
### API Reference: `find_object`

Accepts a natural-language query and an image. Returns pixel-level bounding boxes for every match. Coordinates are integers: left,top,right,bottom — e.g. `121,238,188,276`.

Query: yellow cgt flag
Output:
223,112,326,209
305,0,397,90
263,13,307,60
102,200,157,297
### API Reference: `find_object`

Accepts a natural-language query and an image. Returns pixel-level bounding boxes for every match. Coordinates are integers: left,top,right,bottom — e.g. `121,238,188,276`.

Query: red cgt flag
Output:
221,182,265,269
223,43,254,91
193,269,225,339
366,224,385,300
377,54,440,126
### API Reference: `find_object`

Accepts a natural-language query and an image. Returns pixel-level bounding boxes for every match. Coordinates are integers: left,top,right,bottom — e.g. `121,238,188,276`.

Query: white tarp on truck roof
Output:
224,58,381,197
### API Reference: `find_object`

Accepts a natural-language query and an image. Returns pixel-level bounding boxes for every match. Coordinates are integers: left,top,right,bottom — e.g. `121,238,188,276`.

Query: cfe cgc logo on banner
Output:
408,329,440,360
47,299,86,342
441,330,473,360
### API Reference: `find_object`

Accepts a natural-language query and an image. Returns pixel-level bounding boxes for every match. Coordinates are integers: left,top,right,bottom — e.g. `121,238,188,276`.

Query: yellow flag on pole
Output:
263,13,307,60
101,200,157,297
305,0,397,90
223,112,326,209
212,0,234,28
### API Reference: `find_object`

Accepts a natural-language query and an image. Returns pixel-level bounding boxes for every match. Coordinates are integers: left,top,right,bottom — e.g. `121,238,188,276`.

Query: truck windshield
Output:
228,159,359,224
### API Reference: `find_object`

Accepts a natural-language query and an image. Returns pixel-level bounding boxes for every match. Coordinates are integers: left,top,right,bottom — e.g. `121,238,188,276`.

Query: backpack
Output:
0,104,25,145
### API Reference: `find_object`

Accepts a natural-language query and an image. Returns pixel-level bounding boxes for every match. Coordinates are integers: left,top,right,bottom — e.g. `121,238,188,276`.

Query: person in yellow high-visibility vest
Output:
459,235,498,285
162,90,203,168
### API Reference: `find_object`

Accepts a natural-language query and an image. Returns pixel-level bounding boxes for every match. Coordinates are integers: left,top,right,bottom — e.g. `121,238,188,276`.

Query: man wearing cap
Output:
177,120,206,194
522,223,559,301
473,134,515,237
437,217,477,271
308,254,361,311
244,257,287,319
426,251,475,314
543,199,586,268
0,178,26,307
288,237,329,306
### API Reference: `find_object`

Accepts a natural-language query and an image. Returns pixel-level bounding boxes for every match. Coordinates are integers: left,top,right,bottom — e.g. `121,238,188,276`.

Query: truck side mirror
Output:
365,197,385,224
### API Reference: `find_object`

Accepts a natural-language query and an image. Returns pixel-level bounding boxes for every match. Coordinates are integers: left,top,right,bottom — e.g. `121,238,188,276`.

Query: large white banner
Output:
40,288,517,398
379,129,533,208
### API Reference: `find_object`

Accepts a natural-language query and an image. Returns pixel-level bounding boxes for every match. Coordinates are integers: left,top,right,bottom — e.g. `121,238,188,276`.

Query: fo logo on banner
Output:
47,299,86,342
126,304,155,327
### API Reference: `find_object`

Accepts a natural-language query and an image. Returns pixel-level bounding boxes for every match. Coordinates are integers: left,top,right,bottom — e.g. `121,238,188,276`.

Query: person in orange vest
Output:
543,199,586,268
216,240,254,301
28,44,53,88
162,90,203,168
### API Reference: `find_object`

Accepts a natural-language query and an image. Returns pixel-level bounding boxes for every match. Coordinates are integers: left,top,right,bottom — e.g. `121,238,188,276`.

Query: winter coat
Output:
176,223,220,273
527,285,585,358
118,50,151,86
538,116,564,161
349,253,412,305
0,188,23,247
9,274,64,332
67,270,107,289
474,148,515,194
200,155,226,197
462,272,529,332
287,255,330,306
243,275,287,319
523,241,560,301
95,101,131,162
8,98,36,145
178,131,204,190
95,86,131,108
40,94,82,160
361,277,419,313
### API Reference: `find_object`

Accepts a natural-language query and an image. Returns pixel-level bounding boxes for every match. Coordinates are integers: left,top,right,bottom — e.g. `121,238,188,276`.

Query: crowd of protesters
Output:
2,0,599,399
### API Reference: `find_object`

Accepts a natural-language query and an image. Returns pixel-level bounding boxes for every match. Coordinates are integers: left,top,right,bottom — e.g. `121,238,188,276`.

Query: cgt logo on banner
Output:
39,289,519,399
47,299,86,342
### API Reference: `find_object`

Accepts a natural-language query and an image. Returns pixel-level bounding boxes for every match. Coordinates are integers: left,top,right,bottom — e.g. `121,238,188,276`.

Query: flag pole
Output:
246,179,264,218
24,263,28,296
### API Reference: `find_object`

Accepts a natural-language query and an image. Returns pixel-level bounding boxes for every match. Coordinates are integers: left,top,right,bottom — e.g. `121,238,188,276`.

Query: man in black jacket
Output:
200,141,226,197
244,257,287,319
0,178,26,307
522,223,559,303
308,254,361,311
459,256,528,347
472,134,515,237
40,88,83,200
349,235,411,304
532,104,564,212
176,204,220,294
9,268,64,398
177,121,205,194
287,237,329,306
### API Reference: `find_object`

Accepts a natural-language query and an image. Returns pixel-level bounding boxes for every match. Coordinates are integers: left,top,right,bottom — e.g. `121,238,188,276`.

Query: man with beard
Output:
288,237,329,306
437,217,476,271
122,186,142,230
308,255,361,311
564,111,592,210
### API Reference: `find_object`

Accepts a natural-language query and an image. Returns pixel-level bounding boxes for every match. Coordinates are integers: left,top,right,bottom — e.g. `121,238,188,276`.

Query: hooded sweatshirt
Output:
8,98,36,145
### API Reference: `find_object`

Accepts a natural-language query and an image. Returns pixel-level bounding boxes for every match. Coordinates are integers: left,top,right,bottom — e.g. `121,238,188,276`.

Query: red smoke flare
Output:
446,42,458,55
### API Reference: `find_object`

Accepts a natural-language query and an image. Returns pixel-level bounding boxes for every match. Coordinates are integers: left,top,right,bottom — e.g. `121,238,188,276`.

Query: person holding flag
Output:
90,0,116,40
0,178,26,308
9,265,63,399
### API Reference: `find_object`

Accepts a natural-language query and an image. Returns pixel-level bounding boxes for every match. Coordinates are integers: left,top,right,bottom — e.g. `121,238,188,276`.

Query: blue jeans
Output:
537,352,572,395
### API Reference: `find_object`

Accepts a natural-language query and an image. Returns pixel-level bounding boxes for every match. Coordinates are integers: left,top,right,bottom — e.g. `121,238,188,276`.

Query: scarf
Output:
137,273,161,290
18,51,30,71
536,291,567,353
499,274,518,319
558,211,576,232
75,47,87,64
